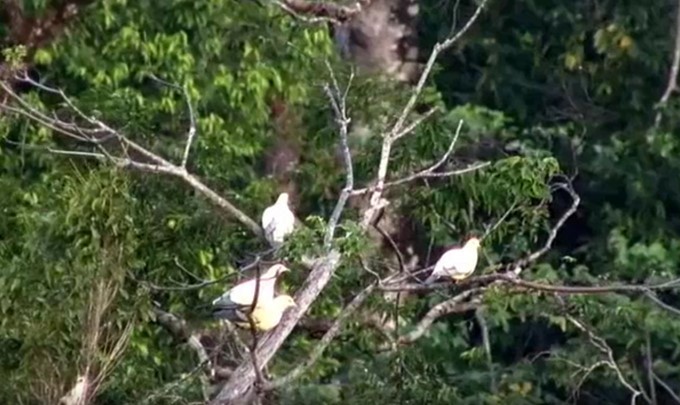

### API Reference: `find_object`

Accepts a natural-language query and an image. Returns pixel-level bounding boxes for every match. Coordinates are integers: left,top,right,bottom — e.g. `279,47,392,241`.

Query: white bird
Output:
212,264,290,311
261,192,296,247
425,237,481,284
215,294,297,331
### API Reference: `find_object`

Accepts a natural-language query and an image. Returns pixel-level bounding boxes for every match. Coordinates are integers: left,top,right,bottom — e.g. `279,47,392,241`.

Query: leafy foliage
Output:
3,0,680,403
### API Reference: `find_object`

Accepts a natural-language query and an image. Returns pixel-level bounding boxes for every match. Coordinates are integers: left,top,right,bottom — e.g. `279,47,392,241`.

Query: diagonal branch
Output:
360,0,489,227
147,74,197,168
323,63,355,247
0,77,263,237
565,314,647,404
656,0,680,127
273,0,372,24
393,290,482,347
264,283,376,390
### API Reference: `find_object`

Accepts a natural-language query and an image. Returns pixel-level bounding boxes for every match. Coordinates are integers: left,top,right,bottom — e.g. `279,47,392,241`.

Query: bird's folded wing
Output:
262,207,276,229
211,300,251,323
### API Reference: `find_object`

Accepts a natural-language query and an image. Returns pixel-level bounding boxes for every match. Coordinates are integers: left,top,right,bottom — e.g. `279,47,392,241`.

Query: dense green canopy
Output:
2,0,680,404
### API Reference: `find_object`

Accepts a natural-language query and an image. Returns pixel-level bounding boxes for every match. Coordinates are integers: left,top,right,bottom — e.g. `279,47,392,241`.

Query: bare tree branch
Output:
351,119,490,196
0,77,264,237
565,314,647,405
392,289,483,347
212,63,362,404
653,372,680,404
323,63,355,247
656,0,680,126
360,0,489,227
147,74,197,168
273,0,372,24
264,283,376,390
211,251,342,403
512,180,580,274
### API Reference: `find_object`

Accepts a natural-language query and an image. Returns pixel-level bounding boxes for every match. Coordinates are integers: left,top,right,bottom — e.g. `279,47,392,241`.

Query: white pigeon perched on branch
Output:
211,264,290,317
261,192,295,247
425,237,481,284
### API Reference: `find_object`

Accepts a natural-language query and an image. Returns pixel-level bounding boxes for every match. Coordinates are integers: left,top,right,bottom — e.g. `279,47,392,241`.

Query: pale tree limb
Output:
565,314,648,405
323,63,354,247
360,0,490,227
273,0,372,24
656,0,680,127
391,289,483,347
652,372,680,404
264,283,376,390
351,119,490,196
147,74,198,168
0,77,263,237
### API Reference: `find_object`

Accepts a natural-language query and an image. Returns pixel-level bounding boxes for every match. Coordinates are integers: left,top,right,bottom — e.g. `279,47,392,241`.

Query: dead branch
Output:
360,0,489,226
147,74,197,168
383,273,680,295
392,289,482,347
351,119,490,196
0,77,263,237
323,63,355,247
211,251,342,403
656,0,680,126
264,283,376,390
273,0,372,24
565,314,647,405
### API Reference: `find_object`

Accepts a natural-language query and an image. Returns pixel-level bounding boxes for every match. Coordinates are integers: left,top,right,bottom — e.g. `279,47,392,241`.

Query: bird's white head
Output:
274,294,297,309
263,263,290,279
465,237,481,250
276,192,289,206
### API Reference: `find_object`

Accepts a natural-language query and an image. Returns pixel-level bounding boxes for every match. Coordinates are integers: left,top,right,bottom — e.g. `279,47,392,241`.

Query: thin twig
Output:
147,74,197,168
323,63,355,248
652,372,680,404
656,0,680,126
565,314,646,404
360,0,489,227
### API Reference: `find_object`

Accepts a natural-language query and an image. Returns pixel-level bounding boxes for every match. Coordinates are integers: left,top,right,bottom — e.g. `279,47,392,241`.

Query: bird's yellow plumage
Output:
232,295,297,331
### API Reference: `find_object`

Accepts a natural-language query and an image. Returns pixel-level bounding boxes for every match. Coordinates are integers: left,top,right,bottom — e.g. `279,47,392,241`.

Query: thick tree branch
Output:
211,251,342,403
